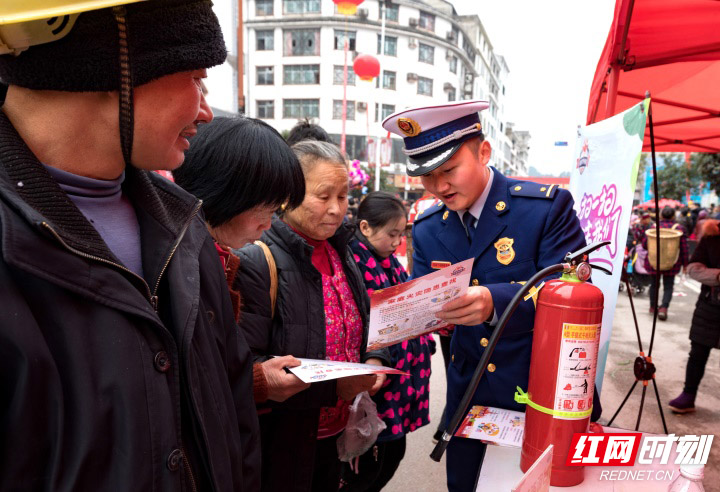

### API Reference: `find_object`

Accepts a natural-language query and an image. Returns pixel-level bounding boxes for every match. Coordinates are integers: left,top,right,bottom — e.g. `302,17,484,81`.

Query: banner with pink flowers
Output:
568,99,649,391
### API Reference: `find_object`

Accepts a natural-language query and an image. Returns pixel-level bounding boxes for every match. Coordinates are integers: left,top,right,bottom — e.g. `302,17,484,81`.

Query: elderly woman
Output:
235,140,390,492
173,116,311,403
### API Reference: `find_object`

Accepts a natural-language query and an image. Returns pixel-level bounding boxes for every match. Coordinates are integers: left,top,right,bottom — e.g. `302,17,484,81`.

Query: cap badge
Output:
495,201,506,211
398,118,421,137
494,237,515,265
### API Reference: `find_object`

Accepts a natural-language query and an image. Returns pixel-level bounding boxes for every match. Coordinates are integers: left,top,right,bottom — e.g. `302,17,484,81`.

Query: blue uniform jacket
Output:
411,168,586,422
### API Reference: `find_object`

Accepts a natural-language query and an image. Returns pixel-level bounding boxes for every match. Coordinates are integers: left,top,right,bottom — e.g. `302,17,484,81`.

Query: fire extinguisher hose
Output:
430,262,568,462
514,386,592,419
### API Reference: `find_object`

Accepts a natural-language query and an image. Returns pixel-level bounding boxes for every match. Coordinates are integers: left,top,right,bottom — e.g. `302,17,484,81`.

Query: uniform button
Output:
514,186,522,191
154,351,171,373
451,354,455,362
167,449,183,471
480,338,489,347
472,279,479,286
487,363,496,372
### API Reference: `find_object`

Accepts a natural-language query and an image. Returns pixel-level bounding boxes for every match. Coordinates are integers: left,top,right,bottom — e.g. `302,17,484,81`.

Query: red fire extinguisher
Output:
518,262,604,486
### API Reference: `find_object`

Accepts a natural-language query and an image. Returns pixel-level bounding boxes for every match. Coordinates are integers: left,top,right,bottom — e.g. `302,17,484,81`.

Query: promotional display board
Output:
568,99,648,392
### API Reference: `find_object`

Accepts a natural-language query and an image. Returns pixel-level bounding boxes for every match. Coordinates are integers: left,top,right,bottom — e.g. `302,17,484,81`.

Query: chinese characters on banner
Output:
568,99,649,392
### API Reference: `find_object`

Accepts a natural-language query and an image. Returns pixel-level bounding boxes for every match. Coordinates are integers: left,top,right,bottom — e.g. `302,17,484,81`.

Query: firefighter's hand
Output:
435,286,494,326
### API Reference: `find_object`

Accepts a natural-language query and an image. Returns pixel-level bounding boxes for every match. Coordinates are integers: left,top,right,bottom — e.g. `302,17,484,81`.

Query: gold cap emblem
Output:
495,201,506,211
397,117,421,137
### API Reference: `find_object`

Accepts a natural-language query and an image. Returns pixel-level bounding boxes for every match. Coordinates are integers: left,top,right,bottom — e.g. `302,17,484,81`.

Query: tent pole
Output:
605,66,619,119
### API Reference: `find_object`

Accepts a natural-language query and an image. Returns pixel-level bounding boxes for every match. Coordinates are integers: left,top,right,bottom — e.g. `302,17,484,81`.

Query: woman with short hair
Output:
235,140,391,492
174,116,311,404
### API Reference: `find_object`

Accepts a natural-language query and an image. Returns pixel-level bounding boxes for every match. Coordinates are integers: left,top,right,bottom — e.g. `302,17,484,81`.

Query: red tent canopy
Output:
587,0,720,153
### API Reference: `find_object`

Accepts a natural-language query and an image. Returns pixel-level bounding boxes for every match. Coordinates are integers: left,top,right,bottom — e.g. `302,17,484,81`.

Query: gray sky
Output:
452,0,616,175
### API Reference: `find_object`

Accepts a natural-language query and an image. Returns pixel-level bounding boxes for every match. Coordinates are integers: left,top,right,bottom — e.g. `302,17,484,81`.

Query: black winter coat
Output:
689,235,720,348
0,113,260,491
234,217,389,492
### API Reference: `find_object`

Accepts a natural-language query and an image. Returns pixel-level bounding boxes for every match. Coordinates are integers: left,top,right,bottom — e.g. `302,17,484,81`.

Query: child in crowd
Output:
341,192,435,491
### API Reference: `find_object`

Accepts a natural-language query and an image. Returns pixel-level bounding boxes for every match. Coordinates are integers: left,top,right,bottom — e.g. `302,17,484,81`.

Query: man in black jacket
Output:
0,1,260,489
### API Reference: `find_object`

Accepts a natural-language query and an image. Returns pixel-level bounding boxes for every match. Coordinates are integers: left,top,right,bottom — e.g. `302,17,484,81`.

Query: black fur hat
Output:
0,0,227,91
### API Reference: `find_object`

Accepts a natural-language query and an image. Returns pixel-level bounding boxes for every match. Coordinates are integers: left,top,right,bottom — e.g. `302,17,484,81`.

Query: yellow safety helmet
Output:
0,0,144,55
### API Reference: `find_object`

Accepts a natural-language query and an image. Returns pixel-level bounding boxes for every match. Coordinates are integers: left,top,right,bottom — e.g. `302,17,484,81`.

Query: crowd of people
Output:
627,204,720,415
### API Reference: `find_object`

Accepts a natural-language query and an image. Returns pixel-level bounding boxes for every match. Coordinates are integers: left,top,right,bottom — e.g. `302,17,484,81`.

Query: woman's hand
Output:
435,286,494,326
262,355,310,402
337,374,377,401
364,358,386,396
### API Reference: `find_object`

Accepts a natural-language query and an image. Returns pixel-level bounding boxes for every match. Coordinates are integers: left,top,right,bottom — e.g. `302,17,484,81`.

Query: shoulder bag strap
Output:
254,240,278,318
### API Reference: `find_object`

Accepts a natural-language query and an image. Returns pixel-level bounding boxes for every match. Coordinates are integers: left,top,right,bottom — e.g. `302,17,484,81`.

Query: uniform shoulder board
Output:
509,181,560,199
413,201,445,224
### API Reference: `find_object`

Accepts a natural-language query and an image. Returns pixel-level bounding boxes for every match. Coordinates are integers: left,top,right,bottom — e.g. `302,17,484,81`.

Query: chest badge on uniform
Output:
431,260,451,269
397,117,422,137
494,237,515,265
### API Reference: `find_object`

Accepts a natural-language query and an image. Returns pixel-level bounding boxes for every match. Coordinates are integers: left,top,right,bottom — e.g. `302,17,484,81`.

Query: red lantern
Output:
352,54,380,81
333,0,364,15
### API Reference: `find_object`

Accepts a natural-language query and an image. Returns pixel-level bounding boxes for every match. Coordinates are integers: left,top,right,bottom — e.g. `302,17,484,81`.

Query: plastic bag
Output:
337,392,387,462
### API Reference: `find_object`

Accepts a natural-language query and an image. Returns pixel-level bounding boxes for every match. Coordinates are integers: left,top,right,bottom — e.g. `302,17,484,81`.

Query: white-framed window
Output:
333,100,356,120
376,35,397,56
419,11,435,31
283,64,320,84
257,100,274,119
283,0,320,14
417,76,433,96
382,70,396,90
256,0,273,15
256,29,274,50
256,66,274,85
374,103,396,122
382,1,399,21
284,29,320,56
333,65,356,85
449,55,457,73
334,30,356,51
418,43,434,64
283,99,319,118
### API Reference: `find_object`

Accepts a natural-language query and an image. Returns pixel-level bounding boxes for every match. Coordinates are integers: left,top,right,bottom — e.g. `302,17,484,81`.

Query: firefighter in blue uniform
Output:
382,101,596,491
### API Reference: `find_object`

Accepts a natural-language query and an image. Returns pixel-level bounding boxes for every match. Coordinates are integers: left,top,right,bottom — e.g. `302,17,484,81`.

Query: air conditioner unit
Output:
408,17,418,28
407,72,418,82
443,82,454,92
446,30,456,42
408,37,417,48
357,8,368,19
356,102,367,112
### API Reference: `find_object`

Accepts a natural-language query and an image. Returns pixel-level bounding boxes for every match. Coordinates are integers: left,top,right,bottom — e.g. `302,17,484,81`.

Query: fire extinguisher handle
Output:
429,262,567,462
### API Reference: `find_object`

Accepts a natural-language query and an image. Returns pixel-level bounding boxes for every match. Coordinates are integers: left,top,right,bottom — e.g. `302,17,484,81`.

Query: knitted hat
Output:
0,0,226,91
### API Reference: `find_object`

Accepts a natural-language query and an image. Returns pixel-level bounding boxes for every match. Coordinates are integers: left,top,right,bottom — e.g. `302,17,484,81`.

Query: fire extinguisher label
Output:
553,322,601,419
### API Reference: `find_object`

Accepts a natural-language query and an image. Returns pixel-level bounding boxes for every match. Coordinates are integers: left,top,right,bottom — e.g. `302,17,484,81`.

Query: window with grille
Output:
284,29,320,56
283,99,319,118
382,2,399,21
283,64,319,84
333,65,356,85
283,0,320,14
333,100,356,120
